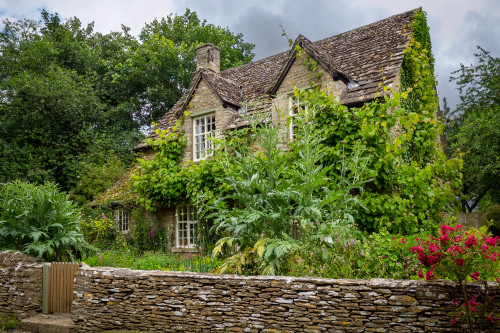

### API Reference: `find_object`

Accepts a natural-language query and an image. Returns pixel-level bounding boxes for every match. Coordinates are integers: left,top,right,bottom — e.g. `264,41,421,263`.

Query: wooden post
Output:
42,263,50,314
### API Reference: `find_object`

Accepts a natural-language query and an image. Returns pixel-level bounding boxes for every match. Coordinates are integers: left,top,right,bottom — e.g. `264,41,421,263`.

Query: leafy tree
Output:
115,9,255,123
0,11,140,191
445,47,500,211
70,155,127,205
0,181,85,261
0,9,254,197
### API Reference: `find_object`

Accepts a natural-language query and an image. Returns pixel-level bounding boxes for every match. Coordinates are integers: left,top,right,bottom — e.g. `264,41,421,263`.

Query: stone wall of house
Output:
0,251,43,318
72,265,500,333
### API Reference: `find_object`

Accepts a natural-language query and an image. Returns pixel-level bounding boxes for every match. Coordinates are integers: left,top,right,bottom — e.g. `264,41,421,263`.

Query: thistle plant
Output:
211,93,370,275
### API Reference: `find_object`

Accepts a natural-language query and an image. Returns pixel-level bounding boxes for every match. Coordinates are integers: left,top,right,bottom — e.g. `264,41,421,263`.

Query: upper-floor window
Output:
193,114,216,161
114,209,129,233
176,205,197,248
289,96,308,140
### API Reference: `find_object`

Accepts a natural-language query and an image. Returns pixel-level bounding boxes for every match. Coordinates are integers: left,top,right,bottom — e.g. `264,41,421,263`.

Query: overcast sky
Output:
1,0,499,108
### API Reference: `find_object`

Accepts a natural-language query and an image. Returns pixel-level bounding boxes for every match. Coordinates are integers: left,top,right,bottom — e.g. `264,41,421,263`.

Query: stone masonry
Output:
0,251,43,318
72,266,500,332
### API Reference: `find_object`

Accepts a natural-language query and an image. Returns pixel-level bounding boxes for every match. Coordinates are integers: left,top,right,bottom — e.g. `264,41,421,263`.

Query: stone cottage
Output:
95,8,426,252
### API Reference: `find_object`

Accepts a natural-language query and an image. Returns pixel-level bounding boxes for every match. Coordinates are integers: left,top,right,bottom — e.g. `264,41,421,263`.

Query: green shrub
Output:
0,180,85,261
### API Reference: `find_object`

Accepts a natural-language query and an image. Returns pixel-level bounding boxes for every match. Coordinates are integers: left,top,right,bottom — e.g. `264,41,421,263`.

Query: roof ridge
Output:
220,8,419,77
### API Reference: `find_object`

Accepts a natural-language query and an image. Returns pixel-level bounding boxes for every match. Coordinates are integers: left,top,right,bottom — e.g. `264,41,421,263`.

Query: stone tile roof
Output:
135,8,418,150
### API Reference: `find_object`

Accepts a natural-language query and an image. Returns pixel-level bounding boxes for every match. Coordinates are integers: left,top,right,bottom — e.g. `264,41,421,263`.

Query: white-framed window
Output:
289,96,308,140
193,114,216,161
114,210,129,233
176,205,198,248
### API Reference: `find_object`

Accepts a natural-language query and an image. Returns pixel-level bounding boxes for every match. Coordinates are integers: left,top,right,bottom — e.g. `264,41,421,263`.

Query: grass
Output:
0,313,19,331
81,250,222,273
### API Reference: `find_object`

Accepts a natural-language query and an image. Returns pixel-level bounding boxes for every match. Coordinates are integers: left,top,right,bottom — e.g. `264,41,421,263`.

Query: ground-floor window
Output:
114,209,129,233
176,205,197,248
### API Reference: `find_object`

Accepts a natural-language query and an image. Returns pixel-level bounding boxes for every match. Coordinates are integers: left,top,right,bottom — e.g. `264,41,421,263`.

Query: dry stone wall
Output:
0,251,43,318
73,266,500,332
1,251,499,332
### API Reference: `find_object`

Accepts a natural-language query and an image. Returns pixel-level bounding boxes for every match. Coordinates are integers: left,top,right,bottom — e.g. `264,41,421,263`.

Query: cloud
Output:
1,0,499,108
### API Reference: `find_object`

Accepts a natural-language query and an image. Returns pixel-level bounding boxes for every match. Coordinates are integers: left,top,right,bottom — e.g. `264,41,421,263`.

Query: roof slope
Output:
136,8,418,150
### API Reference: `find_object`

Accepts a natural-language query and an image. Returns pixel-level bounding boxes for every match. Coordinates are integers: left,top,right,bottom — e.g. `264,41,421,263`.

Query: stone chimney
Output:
195,43,220,72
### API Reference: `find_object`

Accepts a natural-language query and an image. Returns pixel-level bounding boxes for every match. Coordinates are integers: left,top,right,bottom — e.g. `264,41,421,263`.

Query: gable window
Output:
176,205,197,248
193,114,216,161
114,210,129,233
289,96,308,140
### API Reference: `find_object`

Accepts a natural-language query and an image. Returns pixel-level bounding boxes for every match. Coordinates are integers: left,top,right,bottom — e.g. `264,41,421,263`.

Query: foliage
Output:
310,87,460,233
210,105,369,275
70,155,127,205
410,224,500,331
0,12,141,192
82,250,221,273
82,248,136,268
0,180,85,261
444,47,500,212
0,312,20,330
132,120,187,211
0,9,254,197
305,11,462,233
80,213,118,247
129,208,169,253
114,9,255,123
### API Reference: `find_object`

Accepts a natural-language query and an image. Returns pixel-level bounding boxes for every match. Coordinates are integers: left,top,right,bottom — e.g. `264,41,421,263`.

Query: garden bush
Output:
410,224,499,331
0,180,85,261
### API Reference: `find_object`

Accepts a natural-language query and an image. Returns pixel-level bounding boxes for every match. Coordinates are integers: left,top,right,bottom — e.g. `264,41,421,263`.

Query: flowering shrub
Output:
410,224,500,331
80,213,117,245
410,224,499,282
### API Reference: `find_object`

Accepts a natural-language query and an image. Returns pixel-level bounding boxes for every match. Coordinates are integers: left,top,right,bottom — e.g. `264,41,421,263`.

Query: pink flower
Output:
439,234,450,244
417,268,424,279
484,237,498,247
471,271,480,281
425,269,434,280
455,258,465,266
441,225,455,235
465,236,478,248
410,246,424,253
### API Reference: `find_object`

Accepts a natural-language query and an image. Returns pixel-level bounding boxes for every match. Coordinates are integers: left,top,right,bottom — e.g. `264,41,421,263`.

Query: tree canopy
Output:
0,9,254,201
445,47,500,211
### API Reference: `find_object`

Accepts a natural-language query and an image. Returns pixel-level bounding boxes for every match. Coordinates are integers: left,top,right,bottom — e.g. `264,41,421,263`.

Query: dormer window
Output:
289,96,308,140
193,114,216,161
